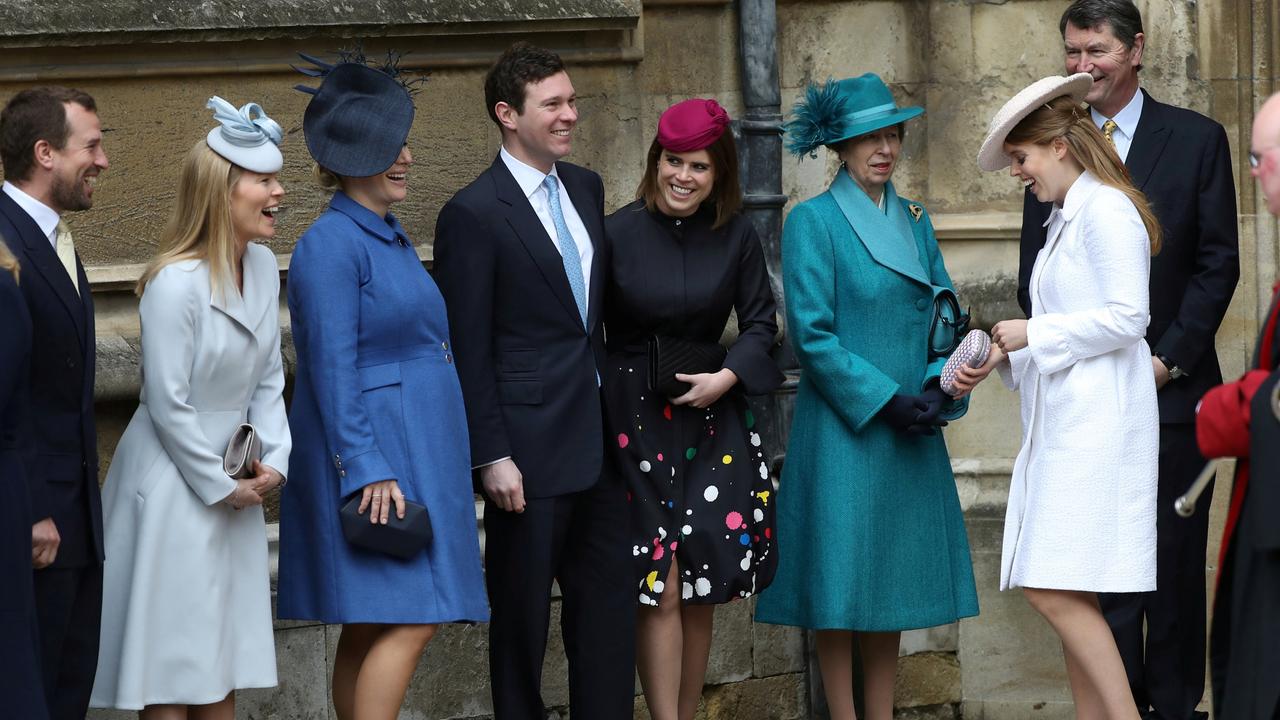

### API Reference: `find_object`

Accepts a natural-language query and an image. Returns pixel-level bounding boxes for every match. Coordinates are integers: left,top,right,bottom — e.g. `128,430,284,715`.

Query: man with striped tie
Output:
0,86,109,720
434,42,635,720
1017,3,1240,719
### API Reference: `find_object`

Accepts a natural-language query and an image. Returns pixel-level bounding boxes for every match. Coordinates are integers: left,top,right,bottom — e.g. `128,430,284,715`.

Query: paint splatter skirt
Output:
604,353,777,607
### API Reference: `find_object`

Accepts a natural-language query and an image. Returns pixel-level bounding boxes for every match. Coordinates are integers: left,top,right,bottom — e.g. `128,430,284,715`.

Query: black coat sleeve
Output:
723,221,784,395
1150,123,1240,373
433,198,512,468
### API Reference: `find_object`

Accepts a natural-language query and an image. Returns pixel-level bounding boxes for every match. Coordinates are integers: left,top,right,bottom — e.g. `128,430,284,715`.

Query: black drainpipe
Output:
736,3,827,716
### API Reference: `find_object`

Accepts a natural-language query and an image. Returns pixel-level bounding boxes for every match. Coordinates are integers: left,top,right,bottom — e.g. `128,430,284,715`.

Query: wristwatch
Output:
1155,353,1186,380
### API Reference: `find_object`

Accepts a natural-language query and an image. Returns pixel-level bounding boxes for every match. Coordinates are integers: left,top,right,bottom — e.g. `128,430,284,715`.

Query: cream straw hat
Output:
977,73,1093,172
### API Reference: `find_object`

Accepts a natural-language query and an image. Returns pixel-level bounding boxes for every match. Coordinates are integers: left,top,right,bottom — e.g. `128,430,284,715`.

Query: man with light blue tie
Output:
434,42,635,720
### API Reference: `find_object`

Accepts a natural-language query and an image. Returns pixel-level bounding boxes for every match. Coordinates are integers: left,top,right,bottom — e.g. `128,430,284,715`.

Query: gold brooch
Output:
908,204,923,222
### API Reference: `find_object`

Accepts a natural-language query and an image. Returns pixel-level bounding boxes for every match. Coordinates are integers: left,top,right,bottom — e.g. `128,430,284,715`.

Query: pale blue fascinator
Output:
205,96,284,174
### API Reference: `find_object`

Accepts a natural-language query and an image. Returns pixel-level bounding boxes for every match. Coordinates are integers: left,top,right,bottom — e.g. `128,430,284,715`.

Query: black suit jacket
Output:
0,189,102,567
1019,90,1240,423
434,156,608,499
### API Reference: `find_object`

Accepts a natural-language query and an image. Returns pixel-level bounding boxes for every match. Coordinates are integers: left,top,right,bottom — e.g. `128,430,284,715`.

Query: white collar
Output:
500,145,561,199
1057,170,1103,222
1090,88,1143,140
2,181,60,240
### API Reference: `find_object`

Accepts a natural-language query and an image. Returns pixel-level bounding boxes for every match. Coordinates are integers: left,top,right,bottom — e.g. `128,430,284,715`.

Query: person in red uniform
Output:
1195,91,1280,720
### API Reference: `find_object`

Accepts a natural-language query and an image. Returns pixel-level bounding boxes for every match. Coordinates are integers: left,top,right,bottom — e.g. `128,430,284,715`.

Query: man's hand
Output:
481,458,526,513
1152,355,1171,390
32,517,60,569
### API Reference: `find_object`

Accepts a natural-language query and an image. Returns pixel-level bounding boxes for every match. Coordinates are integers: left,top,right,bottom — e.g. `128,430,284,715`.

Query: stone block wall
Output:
15,0,1277,717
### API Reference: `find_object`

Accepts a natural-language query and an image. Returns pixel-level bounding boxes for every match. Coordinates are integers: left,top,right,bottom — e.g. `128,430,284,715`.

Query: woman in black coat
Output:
603,98,783,720
0,239,48,719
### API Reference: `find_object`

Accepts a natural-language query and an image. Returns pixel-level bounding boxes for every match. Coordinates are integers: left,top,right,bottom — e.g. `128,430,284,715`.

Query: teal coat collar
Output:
828,171,928,286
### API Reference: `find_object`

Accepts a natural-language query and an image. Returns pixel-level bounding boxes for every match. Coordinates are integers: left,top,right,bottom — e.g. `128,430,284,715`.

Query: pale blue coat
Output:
756,173,978,631
276,192,488,624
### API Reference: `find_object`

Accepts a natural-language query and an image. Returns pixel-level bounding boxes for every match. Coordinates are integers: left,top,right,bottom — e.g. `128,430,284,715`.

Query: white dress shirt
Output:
499,145,594,306
3,180,60,248
1091,88,1144,164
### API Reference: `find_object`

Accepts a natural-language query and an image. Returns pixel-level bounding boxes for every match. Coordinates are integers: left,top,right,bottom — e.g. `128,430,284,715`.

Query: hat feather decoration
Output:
292,44,429,97
785,78,848,160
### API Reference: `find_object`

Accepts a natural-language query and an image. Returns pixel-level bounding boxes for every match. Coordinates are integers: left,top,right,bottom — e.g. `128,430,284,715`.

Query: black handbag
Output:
928,287,972,361
339,494,433,560
646,334,727,398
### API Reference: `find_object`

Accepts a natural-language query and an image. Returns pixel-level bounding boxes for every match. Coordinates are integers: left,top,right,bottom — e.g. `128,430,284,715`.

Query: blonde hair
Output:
1007,95,1162,255
136,141,243,296
0,239,18,282
313,163,341,192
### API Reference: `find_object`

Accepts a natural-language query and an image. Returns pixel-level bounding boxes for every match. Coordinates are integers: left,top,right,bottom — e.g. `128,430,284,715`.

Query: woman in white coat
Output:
91,98,289,719
956,74,1161,719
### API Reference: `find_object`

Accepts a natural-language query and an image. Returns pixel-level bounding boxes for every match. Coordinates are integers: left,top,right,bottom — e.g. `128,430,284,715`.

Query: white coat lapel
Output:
828,172,928,286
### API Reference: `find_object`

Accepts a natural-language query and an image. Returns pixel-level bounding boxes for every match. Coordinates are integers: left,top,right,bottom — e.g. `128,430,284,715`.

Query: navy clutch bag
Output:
647,335,727,398
339,494,433,560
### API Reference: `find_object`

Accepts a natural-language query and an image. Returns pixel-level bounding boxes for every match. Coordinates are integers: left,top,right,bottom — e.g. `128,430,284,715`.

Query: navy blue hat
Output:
295,55,415,178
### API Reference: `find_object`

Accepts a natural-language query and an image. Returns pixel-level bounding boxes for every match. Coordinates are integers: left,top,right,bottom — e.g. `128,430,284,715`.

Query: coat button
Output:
446,354,453,364
916,298,929,311
339,470,346,477
65,356,75,368
441,341,449,350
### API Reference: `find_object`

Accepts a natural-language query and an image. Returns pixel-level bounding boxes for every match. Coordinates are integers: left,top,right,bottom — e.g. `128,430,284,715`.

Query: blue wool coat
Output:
276,192,489,624
755,173,978,631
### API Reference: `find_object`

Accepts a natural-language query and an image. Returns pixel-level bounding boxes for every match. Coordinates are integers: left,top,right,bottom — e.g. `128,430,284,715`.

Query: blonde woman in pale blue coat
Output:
92,99,289,719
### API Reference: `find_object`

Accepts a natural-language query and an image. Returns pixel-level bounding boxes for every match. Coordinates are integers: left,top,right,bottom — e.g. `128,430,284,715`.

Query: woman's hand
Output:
671,368,739,409
950,345,1006,398
248,461,285,495
223,479,264,510
359,479,406,525
991,319,1029,353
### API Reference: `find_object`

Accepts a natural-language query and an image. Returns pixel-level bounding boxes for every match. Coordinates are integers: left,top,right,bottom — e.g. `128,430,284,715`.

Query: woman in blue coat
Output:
0,240,48,720
755,74,978,720
276,55,488,720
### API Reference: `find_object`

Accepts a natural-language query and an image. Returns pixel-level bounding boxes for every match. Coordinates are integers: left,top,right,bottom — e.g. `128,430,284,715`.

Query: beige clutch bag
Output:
223,423,261,479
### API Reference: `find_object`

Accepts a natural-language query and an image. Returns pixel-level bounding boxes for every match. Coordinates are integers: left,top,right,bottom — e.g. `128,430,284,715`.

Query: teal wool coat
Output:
756,173,979,631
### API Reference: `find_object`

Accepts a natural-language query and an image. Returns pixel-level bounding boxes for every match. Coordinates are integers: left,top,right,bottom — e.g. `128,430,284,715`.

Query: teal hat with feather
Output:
785,73,923,159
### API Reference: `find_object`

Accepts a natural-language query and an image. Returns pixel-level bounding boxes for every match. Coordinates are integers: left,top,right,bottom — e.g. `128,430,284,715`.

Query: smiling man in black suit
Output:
433,42,634,720
0,86,108,720
1018,3,1240,719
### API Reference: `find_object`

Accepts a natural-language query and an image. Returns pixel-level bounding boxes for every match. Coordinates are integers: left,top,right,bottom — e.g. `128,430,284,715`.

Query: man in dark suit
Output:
1019,3,1239,719
0,86,108,720
434,43,635,719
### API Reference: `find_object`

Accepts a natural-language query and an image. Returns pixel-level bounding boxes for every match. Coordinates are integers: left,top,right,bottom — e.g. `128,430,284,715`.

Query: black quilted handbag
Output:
646,335,728,398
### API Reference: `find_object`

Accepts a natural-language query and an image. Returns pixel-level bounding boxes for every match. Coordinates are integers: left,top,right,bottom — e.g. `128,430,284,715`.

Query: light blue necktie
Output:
542,175,587,328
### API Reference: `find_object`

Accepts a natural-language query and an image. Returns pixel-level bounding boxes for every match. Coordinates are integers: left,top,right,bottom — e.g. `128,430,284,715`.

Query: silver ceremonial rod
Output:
1175,461,1220,518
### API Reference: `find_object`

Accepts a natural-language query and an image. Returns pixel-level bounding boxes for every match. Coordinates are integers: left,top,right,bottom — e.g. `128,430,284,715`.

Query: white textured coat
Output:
91,244,290,709
998,172,1158,592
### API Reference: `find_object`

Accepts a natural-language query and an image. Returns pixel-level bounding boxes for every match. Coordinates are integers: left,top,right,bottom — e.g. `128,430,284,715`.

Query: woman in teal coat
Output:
756,74,978,720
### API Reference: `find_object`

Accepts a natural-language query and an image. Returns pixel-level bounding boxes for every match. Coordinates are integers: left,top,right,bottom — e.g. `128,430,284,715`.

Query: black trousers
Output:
484,473,636,720
1100,423,1210,720
33,562,102,720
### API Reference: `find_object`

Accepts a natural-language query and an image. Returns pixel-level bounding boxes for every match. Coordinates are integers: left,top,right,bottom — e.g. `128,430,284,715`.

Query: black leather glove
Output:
878,393,931,434
915,384,951,429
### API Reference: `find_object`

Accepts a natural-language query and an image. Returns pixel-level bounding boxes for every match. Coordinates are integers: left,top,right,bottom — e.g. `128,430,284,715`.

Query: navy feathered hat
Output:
293,49,423,177
785,73,922,159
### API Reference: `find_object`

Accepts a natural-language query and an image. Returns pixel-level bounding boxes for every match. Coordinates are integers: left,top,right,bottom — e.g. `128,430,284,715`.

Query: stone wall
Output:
9,0,1272,718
